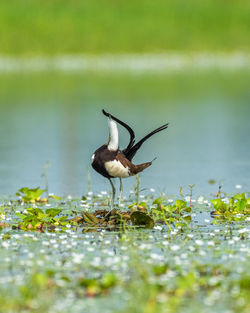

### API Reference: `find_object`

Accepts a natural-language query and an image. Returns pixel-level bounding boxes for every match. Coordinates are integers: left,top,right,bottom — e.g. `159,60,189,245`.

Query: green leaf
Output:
16,213,27,220
153,198,163,205
16,187,46,202
183,215,192,222
48,195,61,200
101,273,118,289
27,208,44,216
234,193,245,201
153,264,168,275
235,199,247,212
3,233,11,240
183,207,192,213
138,201,148,209
175,200,187,209
45,208,62,217
130,211,154,229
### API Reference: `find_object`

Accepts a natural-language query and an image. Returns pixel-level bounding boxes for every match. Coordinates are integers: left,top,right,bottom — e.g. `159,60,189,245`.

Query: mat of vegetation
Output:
0,187,249,313
0,0,250,54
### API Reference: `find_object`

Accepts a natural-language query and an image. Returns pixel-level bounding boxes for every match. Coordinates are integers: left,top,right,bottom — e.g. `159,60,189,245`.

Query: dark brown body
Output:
92,145,152,179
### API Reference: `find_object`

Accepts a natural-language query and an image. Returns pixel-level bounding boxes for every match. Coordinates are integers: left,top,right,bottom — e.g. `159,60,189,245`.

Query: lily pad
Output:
130,211,154,229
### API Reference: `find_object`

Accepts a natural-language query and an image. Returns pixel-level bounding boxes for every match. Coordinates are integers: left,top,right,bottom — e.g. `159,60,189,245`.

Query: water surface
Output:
0,69,249,197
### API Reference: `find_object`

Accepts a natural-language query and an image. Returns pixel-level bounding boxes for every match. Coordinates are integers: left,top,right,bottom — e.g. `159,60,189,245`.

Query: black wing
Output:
125,123,169,161
102,109,135,154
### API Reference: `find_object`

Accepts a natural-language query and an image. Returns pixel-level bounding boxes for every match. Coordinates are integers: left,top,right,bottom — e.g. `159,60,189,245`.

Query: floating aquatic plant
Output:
0,188,249,313
151,198,192,229
16,207,67,230
211,192,250,221
16,187,46,203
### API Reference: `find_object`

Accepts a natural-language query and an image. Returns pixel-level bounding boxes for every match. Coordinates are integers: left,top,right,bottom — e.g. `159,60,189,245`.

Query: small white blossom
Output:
171,245,180,251
238,228,248,234
195,240,204,246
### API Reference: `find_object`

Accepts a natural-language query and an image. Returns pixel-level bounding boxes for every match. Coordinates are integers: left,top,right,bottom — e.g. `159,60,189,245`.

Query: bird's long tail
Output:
125,123,169,161
132,161,152,175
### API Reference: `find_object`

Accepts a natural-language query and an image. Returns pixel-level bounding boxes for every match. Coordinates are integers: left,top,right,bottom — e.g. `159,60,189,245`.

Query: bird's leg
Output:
104,178,116,219
108,178,116,209
119,178,123,207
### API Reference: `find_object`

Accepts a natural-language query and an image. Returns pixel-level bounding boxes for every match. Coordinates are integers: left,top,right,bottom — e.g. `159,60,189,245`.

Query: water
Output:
0,66,250,197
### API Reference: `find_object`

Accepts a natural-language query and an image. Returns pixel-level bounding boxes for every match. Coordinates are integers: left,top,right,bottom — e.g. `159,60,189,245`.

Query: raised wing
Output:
102,109,135,154
125,123,169,161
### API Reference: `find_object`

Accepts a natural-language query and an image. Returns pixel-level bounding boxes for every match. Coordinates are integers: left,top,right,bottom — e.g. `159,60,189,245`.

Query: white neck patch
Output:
108,119,119,151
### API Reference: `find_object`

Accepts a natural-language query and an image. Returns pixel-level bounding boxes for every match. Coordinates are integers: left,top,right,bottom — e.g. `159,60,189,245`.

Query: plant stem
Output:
136,174,140,204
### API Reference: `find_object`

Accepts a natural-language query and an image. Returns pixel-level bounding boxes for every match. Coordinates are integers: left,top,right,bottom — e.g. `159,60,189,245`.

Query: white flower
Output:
238,228,248,234
2,242,9,248
171,245,180,251
197,196,204,204
195,240,204,246
207,241,215,246
162,241,169,246
154,225,162,230
235,184,242,189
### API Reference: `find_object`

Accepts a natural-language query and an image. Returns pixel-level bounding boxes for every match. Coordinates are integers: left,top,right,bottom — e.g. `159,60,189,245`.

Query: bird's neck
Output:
108,119,119,151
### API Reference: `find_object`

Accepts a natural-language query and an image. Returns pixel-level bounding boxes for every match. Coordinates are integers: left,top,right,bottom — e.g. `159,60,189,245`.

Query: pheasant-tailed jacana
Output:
91,109,169,208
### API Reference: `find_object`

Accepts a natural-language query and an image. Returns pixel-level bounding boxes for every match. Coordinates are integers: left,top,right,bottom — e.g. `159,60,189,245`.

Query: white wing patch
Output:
105,160,130,178
91,154,95,163
108,119,119,151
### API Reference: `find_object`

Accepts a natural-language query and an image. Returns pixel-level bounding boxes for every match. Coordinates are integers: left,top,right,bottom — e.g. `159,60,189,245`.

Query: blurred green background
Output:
0,0,250,54
0,0,249,196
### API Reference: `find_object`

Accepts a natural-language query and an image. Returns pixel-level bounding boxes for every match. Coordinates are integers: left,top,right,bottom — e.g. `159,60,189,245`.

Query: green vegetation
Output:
16,186,46,203
0,188,249,313
211,192,250,222
0,0,250,55
15,207,67,230
1,70,250,108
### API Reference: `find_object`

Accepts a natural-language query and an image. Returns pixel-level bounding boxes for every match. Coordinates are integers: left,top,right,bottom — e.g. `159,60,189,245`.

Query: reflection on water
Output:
0,70,249,197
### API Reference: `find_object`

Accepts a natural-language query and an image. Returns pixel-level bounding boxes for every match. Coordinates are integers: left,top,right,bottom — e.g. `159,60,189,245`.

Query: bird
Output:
91,109,169,209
